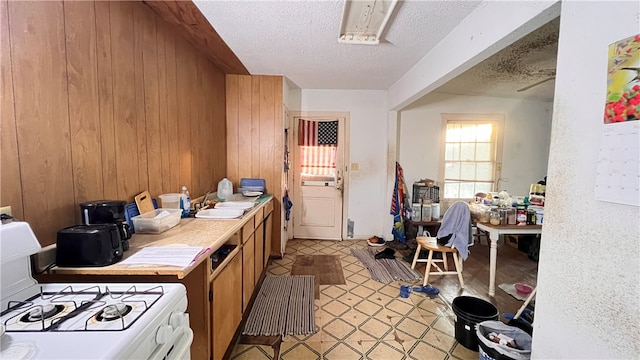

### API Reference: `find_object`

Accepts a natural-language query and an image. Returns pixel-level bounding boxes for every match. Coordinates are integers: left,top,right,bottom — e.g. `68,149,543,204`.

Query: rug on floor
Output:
242,275,316,337
350,248,422,283
499,283,529,301
290,255,346,298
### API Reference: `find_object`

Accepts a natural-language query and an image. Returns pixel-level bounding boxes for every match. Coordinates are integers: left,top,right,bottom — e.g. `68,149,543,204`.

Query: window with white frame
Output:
440,114,504,200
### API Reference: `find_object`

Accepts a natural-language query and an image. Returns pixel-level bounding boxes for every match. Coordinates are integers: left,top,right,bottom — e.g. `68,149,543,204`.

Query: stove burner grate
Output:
19,304,65,323
2,285,166,332
96,303,133,322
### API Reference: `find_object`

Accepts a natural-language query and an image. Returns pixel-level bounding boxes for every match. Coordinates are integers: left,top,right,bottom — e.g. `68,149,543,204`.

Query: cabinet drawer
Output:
242,234,255,311
254,222,264,283
242,219,254,244
254,208,264,228
264,200,274,216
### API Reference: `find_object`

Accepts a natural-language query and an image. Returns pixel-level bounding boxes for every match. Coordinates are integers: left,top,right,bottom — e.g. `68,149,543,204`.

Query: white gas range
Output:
0,221,193,360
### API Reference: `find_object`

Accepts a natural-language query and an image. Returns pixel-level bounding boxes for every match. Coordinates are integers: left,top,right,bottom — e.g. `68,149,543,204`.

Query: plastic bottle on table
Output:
411,203,422,221
431,203,440,220
180,185,191,218
421,203,432,222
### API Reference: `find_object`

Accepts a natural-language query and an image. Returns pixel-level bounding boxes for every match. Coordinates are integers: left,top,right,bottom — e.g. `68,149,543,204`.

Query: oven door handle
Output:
168,328,193,360
148,327,193,360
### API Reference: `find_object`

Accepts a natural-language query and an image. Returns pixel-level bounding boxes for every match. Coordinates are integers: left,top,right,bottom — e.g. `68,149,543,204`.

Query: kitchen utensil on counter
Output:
242,190,263,197
213,201,255,211
158,193,181,209
80,200,126,224
131,208,182,234
201,191,211,208
195,208,244,219
135,191,156,214
56,224,123,267
239,178,266,196
79,200,131,250
180,186,191,218
124,199,158,234
200,191,219,208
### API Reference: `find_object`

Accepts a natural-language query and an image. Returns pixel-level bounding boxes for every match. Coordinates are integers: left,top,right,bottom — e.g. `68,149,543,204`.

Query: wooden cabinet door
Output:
254,222,264,285
211,253,242,360
242,233,255,311
264,212,273,266
242,217,254,244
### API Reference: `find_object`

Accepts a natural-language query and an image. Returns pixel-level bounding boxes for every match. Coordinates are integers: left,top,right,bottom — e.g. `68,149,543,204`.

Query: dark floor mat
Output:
290,255,345,299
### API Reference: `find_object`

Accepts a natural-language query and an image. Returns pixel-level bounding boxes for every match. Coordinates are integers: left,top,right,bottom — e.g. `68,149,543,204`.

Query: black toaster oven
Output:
56,224,123,267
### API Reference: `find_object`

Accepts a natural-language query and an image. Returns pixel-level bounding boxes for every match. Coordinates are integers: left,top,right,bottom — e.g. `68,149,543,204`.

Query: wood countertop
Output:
50,195,273,279
476,222,542,230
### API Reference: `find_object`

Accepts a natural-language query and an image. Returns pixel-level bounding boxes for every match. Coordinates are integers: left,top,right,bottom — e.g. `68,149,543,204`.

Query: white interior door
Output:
293,115,346,240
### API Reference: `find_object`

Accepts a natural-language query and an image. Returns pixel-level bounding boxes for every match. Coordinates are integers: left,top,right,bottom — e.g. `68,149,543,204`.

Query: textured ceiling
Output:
434,17,560,101
194,0,482,90
194,1,559,101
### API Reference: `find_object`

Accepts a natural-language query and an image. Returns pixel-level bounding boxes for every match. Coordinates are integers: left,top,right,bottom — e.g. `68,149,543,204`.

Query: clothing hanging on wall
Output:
391,162,408,243
283,189,293,222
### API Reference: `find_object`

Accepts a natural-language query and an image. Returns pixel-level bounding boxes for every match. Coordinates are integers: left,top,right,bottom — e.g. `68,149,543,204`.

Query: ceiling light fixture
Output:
338,0,399,45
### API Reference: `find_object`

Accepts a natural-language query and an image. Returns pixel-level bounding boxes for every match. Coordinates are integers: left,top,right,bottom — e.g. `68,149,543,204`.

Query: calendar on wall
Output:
595,121,640,206
596,34,640,206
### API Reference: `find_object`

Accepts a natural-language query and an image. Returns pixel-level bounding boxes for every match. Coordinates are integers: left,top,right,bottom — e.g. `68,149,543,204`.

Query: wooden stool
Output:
410,237,464,288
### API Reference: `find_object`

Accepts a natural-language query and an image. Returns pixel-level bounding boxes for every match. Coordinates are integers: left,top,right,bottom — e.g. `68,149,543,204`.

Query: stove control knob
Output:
169,312,187,329
155,324,173,345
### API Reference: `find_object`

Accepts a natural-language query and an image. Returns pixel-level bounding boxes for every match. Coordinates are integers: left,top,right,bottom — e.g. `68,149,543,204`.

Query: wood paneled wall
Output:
0,1,227,246
142,0,249,75
226,75,283,256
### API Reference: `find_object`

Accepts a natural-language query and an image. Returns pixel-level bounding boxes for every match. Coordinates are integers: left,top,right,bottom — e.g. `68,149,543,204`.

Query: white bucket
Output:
417,236,438,247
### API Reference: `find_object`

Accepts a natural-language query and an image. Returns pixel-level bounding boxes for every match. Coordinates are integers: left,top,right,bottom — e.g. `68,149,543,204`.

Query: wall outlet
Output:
350,163,359,171
0,206,12,216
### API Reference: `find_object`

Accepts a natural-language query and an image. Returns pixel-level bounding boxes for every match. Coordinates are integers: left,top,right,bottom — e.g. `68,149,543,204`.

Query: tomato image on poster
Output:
604,34,640,123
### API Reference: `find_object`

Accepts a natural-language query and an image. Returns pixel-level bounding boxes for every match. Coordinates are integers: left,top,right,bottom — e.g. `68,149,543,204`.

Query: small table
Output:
475,222,542,296
405,219,442,240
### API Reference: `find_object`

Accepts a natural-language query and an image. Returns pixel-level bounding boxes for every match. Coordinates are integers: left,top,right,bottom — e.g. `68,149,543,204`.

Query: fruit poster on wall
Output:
595,34,640,206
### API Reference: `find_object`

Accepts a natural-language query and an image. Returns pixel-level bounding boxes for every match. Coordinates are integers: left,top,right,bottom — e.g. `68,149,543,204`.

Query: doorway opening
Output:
291,112,349,240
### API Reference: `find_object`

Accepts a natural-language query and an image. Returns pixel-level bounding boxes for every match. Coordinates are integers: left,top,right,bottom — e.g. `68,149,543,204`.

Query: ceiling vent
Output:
338,0,398,45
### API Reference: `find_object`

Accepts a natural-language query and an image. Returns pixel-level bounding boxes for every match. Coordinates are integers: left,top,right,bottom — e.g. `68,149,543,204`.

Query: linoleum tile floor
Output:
230,239,479,360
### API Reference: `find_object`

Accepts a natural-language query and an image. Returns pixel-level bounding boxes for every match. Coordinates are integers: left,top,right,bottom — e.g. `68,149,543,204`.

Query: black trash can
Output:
452,296,499,351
